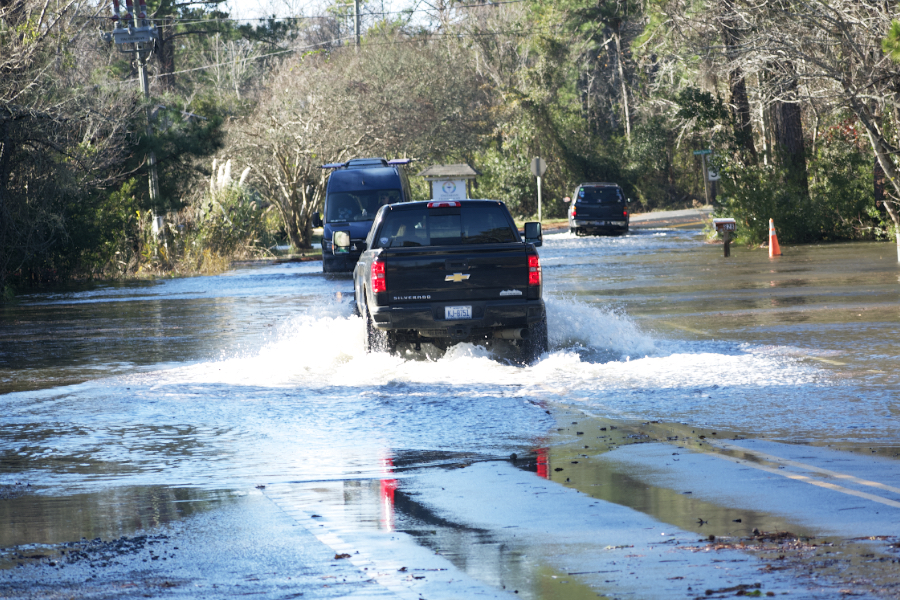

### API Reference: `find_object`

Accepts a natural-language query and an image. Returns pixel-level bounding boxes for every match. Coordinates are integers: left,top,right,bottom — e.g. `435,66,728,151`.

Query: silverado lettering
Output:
353,199,548,363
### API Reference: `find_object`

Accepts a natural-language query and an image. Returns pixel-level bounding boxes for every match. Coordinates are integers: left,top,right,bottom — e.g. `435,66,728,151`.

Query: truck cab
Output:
314,158,413,273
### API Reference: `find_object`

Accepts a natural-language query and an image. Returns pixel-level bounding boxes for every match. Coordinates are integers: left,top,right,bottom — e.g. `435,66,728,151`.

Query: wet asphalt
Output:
3,210,900,599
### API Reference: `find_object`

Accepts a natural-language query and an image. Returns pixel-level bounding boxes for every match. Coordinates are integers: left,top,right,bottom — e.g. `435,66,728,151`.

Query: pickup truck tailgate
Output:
384,245,528,303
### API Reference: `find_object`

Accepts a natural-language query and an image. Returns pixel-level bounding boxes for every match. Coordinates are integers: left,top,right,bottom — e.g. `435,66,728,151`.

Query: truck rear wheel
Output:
364,300,395,354
521,316,549,364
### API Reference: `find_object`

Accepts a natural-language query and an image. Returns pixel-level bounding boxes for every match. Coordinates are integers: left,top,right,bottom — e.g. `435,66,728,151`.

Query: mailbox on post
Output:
713,218,736,257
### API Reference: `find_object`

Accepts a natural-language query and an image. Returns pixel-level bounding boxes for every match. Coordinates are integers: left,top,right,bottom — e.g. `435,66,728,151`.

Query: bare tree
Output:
720,0,756,162
226,34,488,249
643,0,900,248
735,0,900,256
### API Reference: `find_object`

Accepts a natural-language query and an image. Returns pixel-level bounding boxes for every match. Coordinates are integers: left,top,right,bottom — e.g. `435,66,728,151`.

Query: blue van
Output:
312,158,413,273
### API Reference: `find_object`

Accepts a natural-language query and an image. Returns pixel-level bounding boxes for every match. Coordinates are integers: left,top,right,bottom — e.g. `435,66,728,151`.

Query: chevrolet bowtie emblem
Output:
445,272,471,283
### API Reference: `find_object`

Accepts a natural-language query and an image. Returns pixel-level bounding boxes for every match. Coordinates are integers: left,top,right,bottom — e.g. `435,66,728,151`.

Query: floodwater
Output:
2,227,900,598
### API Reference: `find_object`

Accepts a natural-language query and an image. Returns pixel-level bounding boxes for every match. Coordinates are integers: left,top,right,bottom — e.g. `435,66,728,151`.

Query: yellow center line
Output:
708,451,900,509
806,356,847,366
655,325,847,366
658,321,710,336
703,440,900,507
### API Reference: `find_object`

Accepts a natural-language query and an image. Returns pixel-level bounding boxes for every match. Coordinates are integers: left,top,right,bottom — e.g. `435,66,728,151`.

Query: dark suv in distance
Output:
312,158,413,273
567,183,630,236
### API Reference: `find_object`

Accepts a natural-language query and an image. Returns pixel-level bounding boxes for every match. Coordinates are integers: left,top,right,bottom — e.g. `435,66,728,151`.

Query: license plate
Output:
445,305,472,320
611,221,626,226
591,220,607,226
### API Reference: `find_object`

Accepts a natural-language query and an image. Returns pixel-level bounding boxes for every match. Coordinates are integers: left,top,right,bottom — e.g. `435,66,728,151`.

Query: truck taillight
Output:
372,259,386,293
623,209,628,216
528,254,542,286
570,206,576,217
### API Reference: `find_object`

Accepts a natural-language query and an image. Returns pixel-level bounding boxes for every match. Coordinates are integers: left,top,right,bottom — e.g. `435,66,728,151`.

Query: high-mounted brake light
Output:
427,201,462,208
371,259,386,293
528,254,542,286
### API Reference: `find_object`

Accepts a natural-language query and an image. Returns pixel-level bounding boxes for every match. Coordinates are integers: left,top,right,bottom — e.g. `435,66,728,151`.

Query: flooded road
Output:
2,226,900,599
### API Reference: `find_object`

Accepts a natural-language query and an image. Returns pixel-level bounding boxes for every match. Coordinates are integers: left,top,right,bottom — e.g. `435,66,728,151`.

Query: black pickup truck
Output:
349,199,548,363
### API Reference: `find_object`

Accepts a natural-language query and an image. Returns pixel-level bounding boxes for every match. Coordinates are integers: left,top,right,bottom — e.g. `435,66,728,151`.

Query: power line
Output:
86,0,526,26
103,24,547,87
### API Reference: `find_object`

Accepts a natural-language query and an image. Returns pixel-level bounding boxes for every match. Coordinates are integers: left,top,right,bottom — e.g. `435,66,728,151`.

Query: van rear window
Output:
376,205,517,248
578,187,623,205
326,189,402,223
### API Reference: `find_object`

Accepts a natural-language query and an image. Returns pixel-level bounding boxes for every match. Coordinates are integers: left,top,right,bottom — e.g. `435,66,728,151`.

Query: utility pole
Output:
694,149,712,206
103,0,163,238
354,0,361,47
138,49,162,235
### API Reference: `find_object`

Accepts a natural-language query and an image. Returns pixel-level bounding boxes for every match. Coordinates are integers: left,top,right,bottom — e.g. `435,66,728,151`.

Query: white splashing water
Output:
158,294,822,409
0,292,837,491
545,296,657,358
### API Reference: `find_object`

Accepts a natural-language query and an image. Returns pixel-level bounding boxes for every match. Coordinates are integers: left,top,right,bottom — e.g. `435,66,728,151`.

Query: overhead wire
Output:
86,0,526,25
90,0,539,87
105,23,549,86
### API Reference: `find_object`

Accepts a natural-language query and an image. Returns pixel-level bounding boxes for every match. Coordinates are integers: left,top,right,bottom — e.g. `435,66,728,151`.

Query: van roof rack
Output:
346,158,388,168
320,157,414,170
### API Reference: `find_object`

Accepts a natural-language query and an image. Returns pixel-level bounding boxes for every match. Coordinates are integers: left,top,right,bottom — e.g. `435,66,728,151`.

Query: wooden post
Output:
723,230,731,257
701,154,710,205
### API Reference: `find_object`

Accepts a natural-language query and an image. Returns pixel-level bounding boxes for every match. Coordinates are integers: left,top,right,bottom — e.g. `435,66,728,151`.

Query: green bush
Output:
476,148,538,218
808,122,876,240
718,121,875,244
718,161,811,244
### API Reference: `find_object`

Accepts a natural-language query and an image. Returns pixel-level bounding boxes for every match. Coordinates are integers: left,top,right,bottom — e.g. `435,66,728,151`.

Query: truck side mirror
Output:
333,230,350,254
524,222,542,247
312,212,323,228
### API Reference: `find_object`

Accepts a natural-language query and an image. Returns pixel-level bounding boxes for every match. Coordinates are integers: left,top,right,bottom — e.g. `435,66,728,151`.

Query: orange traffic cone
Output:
768,218,782,257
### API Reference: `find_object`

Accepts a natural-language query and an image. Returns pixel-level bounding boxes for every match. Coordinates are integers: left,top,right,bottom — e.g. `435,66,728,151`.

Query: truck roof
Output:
385,199,505,211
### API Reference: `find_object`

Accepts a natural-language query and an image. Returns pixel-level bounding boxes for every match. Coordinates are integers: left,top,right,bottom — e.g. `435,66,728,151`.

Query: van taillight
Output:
372,259,386,293
528,254,541,286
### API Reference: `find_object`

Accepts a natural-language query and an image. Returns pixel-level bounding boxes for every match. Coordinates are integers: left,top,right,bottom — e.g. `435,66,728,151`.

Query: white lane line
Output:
261,484,515,600
262,486,420,600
